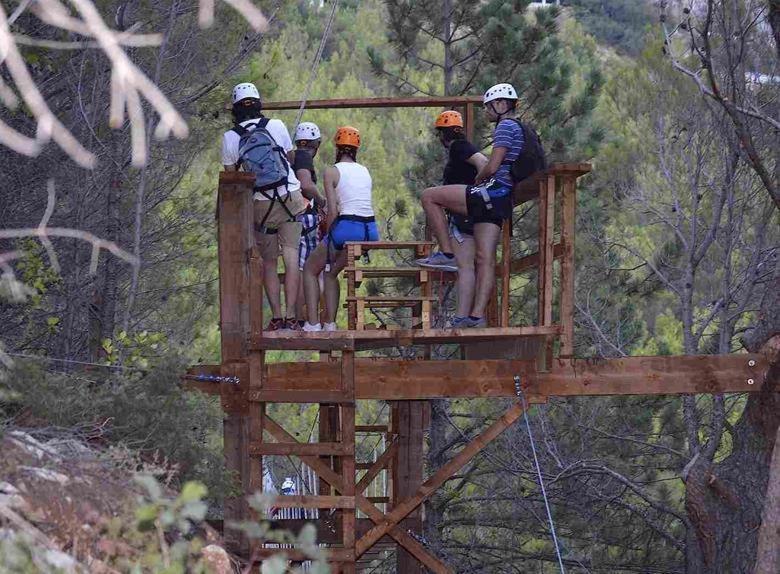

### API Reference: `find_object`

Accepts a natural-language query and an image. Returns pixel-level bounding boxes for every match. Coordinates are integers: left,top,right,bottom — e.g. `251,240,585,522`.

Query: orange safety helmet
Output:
435,110,464,129
334,126,361,148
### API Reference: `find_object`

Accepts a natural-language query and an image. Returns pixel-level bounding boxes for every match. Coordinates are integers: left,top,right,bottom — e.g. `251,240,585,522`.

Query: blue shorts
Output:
465,181,513,225
326,215,379,250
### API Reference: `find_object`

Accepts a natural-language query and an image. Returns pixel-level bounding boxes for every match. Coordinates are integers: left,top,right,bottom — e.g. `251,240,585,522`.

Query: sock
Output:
442,252,455,259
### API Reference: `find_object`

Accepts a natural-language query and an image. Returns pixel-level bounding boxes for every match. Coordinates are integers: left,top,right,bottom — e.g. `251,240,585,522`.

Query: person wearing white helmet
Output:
222,82,306,331
415,82,524,328
291,121,326,326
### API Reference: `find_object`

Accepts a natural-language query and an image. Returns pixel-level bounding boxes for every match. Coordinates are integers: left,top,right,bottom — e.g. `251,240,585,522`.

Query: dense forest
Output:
1,0,778,573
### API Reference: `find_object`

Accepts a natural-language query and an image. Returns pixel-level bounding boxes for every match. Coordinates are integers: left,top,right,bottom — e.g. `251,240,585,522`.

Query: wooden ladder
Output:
344,241,436,331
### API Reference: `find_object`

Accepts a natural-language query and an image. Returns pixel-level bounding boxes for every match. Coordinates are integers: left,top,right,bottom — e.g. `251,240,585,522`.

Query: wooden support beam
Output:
501,220,511,327
510,243,564,274
192,353,767,400
538,175,555,328
357,439,399,493
355,403,526,558
271,496,355,509
248,390,355,403
261,417,453,573
559,176,577,356
252,547,355,562
249,442,354,456
262,96,483,110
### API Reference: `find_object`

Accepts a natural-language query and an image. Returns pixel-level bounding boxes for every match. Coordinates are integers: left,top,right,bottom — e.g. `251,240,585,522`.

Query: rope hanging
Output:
514,375,566,573
293,0,340,129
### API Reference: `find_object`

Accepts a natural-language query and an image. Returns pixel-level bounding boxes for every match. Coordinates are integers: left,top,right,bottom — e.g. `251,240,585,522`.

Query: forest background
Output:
1,0,778,573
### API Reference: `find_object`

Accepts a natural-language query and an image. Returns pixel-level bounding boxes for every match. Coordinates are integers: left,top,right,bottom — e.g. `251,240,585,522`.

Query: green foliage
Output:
565,0,655,55
0,356,230,500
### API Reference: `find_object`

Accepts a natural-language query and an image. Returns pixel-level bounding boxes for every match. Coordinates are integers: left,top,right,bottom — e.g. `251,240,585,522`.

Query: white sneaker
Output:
302,322,322,332
323,322,337,332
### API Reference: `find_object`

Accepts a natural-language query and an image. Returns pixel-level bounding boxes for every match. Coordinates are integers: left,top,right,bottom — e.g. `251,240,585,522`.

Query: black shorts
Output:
465,183,513,226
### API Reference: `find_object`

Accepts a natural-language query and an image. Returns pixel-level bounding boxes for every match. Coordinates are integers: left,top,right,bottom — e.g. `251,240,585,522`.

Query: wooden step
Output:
269,495,355,509
344,241,434,250
345,295,435,309
346,267,430,281
254,546,355,562
248,390,355,403
249,442,354,456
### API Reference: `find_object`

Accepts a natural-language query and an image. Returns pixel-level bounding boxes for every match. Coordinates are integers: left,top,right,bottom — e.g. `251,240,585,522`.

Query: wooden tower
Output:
188,97,771,573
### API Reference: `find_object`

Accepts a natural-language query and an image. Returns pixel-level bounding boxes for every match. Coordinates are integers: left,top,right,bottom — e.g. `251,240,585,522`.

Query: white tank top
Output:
335,162,374,217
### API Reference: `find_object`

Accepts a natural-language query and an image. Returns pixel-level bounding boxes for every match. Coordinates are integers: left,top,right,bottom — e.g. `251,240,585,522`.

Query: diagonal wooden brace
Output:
356,437,398,493
355,403,525,558
261,415,452,574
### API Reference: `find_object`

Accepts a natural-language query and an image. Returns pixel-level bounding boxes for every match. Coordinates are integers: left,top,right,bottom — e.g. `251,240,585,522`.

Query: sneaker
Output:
464,316,487,328
322,322,337,332
448,316,471,329
414,252,458,272
285,318,302,331
266,318,286,331
302,322,322,332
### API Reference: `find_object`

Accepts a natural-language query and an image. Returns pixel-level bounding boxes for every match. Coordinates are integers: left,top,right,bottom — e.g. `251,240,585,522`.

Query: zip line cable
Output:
514,375,566,573
293,0,339,130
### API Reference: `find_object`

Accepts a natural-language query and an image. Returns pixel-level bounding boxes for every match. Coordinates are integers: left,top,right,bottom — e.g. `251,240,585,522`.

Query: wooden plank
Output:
249,442,354,456
513,164,592,204
248,247,263,339
356,439,399,493
341,350,356,550
262,416,453,573
257,353,768,399
501,220,511,327
510,243,564,274
250,325,562,351
367,497,390,503
251,547,355,562
396,401,426,573
356,403,526,558
248,390,353,403
270,495,355,509
559,176,577,356
356,425,390,433
538,175,555,327
262,96,483,110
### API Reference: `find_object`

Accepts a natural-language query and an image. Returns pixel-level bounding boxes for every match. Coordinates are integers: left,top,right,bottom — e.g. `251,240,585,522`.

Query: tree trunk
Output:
753,424,780,573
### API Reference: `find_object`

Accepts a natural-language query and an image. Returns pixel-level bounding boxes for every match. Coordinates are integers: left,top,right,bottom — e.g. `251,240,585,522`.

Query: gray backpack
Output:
233,117,290,193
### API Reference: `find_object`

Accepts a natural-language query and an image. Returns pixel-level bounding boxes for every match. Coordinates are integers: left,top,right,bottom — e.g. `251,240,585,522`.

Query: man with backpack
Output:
222,82,307,331
415,83,546,328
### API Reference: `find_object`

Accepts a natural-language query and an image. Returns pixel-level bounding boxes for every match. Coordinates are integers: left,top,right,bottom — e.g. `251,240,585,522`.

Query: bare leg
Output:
257,232,283,318
420,185,468,254
452,235,476,317
471,222,501,318
303,243,328,325
324,249,347,324
281,244,300,317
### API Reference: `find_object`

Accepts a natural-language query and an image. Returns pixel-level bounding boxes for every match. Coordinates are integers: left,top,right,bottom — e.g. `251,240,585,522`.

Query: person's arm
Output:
467,151,489,172
474,146,506,185
297,168,326,205
323,166,340,230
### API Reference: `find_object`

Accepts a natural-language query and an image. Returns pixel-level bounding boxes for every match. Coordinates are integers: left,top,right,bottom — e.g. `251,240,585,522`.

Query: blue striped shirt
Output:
493,119,524,187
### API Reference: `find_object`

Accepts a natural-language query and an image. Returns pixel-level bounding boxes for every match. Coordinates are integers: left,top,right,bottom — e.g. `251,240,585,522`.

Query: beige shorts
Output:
254,187,307,260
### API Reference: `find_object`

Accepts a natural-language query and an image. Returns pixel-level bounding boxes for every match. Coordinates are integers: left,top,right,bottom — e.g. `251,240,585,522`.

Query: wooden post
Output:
465,102,475,142
247,248,264,532
537,175,555,327
341,350,356,572
394,401,426,574
559,176,576,356
217,173,254,549
500,220,511,327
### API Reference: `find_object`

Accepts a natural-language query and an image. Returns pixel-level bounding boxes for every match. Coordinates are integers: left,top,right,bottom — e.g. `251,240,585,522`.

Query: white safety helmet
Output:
232,82,260,104
483,83,518,105
295,121,322,142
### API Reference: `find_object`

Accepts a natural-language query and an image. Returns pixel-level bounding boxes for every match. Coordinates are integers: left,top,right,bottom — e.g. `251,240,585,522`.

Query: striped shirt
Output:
493,119,525,187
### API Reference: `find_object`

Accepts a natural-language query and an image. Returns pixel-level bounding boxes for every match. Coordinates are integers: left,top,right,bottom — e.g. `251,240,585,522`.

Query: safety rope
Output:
514,375,566,573
293,0,340,129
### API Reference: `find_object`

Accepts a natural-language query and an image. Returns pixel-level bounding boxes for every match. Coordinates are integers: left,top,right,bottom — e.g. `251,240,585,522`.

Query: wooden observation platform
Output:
188,97,771,573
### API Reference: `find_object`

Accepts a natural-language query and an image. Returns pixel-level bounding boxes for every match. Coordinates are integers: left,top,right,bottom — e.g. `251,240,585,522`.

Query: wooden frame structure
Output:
188,96,772,573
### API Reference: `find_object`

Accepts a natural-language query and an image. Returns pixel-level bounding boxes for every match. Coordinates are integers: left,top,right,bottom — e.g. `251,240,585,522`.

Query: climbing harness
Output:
514,375,566,573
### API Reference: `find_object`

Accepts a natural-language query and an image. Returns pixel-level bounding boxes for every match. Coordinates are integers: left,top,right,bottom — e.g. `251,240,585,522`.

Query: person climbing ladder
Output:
302,126,379,332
